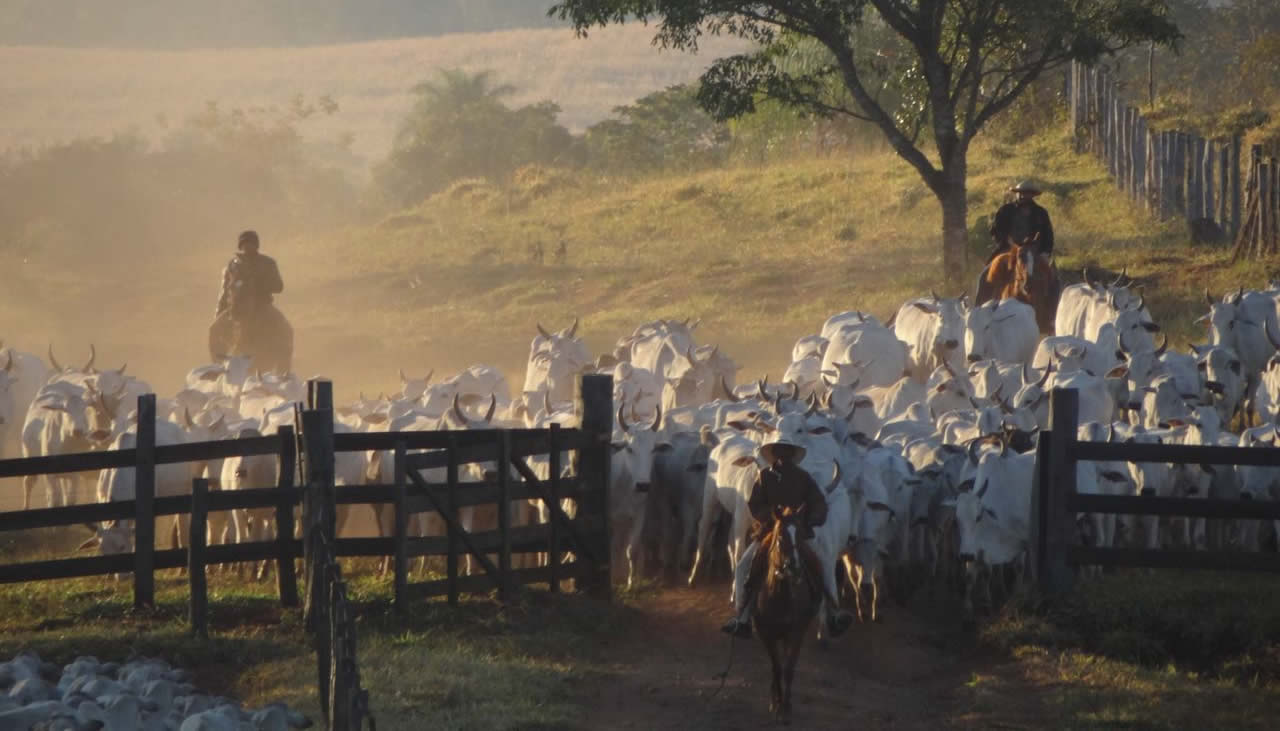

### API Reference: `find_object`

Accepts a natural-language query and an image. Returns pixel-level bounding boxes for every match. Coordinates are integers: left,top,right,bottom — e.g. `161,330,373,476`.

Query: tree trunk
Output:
938,177,969,287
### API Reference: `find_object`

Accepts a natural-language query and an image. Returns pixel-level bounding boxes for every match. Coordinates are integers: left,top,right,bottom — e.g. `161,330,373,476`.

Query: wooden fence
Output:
1067,62,1247,243
1032,388,1280,595
0,375,615,730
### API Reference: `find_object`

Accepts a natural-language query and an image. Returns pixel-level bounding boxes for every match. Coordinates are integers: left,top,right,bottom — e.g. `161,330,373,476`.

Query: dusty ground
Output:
575,585,1046,730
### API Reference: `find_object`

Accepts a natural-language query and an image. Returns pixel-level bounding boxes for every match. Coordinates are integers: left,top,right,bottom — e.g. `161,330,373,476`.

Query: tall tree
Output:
550,0,1180,282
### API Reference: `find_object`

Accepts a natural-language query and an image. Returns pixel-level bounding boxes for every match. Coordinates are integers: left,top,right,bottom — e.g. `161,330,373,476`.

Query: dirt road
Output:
577,585,1045,730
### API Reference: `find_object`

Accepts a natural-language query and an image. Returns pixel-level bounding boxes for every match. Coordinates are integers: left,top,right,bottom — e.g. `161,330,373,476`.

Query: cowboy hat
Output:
1009,180,1042,195
759,435,806,465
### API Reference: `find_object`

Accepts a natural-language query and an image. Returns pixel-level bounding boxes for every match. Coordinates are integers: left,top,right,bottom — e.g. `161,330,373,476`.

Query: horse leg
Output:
763,635,783,717
782,631,806,722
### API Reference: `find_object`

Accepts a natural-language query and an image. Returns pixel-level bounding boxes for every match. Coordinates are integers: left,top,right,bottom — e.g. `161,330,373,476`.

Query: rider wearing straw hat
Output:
721,435,854,639
988,180,1055,260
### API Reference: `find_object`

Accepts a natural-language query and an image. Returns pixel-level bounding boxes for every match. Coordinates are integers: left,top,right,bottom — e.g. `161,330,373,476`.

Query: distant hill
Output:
0,0,564,48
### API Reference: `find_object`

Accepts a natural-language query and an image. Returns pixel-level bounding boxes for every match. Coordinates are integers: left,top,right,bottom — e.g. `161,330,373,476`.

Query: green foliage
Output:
583,85,730,173
552,0,1182,280
375,69,577,208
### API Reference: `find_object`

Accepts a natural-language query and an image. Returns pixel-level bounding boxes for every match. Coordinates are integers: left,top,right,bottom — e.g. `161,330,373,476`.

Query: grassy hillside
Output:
0,121,1261,402
0,26,751,164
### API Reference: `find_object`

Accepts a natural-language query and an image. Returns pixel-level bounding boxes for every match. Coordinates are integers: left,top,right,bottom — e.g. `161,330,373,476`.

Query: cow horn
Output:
1112,267,1127,286
617,403,629,432
805,395,819,417
1108,423,1116,442
117,362,127,376
451,393,467,424
47,344,63,372
931,289,940,302
1037,365,1052,388
1155,334,1169,356
182,408,195,429
210,412,225,432
543,389,553,417
1136,294,1145,311
789,382,800,401
652,404,662,431
84,344,96,373
966,439,982,464
1082,268,1094,288
721,375,740,402
821,389,833,410
968,395,982,409
757,376,770,400
826,461,842,492
484,394,497,423
399,368,407,384
567,317,579,338
1234,287,1245,305
1205,289,1214,307
423,369,433,385
536,323,552,338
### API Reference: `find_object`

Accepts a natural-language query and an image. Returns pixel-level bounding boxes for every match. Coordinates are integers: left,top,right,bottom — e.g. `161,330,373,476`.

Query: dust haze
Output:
0,20,751,402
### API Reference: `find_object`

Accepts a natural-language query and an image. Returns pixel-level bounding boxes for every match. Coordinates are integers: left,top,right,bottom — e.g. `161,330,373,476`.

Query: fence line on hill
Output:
1065,62,1280,258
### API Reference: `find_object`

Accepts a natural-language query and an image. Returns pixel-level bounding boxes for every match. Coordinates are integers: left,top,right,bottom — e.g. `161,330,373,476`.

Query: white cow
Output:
21,388,116,508
523,319,592,405
893,293,968,383
964,298,1039,365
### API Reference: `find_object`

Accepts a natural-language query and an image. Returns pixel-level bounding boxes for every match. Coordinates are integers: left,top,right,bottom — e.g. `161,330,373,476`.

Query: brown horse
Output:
976,237,1061,334
752,505,822,723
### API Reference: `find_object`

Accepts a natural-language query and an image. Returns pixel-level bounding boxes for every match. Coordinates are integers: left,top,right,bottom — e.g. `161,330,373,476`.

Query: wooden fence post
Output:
189,477,209,639
446,432,460,606
1044,389,1079,596
1202,136,1214,223
393,440,408,613
497,430,513,602
1261,160,1272,258
301,380,336,727
275,425,299,609
1231,137,1243,239
576,374,613,600
134,394,156,609
548,423,562,593
1273,158,1280,255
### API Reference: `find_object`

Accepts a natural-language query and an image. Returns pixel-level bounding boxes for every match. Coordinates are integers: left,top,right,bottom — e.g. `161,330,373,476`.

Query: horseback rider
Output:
209,230,290,369
215,230,283,321
987,180,1054,261
721,436,854,640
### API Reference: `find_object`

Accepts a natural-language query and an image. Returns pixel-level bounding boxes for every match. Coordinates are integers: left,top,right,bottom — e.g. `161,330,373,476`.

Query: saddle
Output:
746,527,825,603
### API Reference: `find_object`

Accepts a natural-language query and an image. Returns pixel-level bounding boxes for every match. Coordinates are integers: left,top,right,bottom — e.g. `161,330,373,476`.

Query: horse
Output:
752,505,822,723
976,236,1060,334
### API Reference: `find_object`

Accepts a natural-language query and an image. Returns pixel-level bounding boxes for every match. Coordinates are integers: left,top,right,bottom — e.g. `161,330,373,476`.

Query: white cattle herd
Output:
3,276,1280,624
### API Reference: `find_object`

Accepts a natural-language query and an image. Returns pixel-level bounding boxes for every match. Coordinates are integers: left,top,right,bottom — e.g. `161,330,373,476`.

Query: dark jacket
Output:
748,460,828,540
991,199,1054,255
216,252,284,318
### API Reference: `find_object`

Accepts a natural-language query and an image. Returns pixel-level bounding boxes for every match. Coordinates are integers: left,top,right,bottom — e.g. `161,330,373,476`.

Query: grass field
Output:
984,571,1280,729
0,25,751,166
0,118,1259,404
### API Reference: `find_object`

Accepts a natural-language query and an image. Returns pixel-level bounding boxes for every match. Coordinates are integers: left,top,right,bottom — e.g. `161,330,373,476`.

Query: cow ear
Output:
1105,366,1128,379
1141,322,1160,332
983,507,998,520
935,383,948,393
911,301,938,314
732,456,757,467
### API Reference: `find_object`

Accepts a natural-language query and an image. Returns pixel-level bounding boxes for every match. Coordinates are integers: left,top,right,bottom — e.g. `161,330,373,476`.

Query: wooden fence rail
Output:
1032,387,1280,595
0,376,614,731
